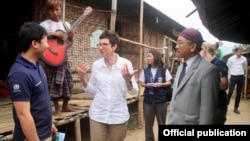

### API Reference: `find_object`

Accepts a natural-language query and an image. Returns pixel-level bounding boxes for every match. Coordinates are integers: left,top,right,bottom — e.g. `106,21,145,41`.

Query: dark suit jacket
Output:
168,55,220,124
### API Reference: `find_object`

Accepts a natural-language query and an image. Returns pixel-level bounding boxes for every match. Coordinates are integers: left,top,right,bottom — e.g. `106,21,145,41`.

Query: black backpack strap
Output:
161,67,174,84
144,68,149,83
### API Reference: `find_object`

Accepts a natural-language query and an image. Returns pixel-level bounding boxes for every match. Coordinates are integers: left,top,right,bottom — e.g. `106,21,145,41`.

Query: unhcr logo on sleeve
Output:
13,84,21,93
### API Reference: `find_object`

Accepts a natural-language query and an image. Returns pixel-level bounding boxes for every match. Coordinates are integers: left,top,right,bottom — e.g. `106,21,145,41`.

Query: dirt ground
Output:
124,97,250,141
61,96,250,141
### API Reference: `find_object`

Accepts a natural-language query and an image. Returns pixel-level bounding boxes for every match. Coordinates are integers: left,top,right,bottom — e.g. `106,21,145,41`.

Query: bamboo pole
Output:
62,0,65,22
163,36,166,64
110,0,117,31
164,35,177,43
75,115,81,141
53,113,88,126
164,36,179,73
120,37,162,50
137,0,144,127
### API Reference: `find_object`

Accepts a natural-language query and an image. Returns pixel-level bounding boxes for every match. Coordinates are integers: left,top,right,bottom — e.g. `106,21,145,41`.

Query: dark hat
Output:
179,28,204,45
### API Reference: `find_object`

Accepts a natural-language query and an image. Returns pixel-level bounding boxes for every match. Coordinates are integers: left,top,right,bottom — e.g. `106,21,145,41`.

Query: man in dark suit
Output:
168,28,220,124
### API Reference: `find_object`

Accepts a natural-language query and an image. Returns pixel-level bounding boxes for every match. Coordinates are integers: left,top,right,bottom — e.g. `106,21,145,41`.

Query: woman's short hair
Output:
202,42,219,56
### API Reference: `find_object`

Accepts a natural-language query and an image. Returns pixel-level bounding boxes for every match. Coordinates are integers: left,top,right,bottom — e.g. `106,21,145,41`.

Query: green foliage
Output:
233,44,250,52
239,44,250,49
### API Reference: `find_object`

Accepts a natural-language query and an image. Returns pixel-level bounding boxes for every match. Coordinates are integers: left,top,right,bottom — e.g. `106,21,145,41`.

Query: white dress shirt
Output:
227,55,247,75
84,54,138,124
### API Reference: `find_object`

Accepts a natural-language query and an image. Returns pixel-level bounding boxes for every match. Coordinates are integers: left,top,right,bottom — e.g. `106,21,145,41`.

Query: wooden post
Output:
75,116,81,141
137,0,144,127
110,0,117,31
62,0,65,22
163,36,166,64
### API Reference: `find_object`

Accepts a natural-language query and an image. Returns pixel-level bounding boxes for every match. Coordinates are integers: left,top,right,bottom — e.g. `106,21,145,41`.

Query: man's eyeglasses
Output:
97,43,111,47
176,40,192,46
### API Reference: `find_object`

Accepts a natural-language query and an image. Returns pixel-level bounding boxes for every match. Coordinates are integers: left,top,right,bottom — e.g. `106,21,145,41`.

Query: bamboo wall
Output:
34,0,175,86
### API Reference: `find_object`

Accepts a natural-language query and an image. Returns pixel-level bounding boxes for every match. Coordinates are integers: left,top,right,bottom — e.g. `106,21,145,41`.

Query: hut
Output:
0,0,185,140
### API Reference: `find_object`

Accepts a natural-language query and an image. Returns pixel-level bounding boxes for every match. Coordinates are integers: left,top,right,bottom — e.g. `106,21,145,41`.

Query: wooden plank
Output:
0,97,13,134
0,125,14,134
0,97,12,106
0,115,14,135
71,93,94,100
0,96,138,141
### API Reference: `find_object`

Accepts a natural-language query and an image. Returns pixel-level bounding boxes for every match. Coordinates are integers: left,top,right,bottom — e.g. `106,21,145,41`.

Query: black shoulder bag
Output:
161,67,173,102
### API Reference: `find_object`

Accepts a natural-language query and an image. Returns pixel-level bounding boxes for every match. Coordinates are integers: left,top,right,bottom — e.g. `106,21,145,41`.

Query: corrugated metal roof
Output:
192,0,250,44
